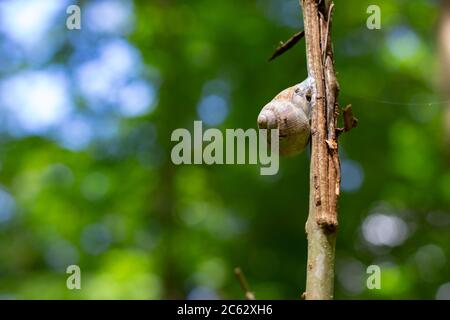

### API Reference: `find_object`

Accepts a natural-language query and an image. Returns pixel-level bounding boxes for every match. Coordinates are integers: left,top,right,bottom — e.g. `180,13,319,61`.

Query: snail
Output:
257,78,313,156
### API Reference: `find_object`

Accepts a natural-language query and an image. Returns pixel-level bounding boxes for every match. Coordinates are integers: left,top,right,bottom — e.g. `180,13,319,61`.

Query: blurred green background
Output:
0,0,449,299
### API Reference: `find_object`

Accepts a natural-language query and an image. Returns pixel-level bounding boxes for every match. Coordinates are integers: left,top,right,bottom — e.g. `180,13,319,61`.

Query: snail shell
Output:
257,79,312,157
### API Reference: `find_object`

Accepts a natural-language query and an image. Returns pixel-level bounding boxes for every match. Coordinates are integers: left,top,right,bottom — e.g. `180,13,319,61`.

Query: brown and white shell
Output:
257,80,312,156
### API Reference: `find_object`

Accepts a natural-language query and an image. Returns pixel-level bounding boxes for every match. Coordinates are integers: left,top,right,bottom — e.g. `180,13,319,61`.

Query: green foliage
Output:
0,0,448,300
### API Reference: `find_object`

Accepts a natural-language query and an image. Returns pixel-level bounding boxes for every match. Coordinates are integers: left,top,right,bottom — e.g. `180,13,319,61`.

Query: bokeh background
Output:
0,0,449,299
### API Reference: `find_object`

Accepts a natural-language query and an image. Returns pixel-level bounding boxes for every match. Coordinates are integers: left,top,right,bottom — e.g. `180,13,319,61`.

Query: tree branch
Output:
300,0,340,300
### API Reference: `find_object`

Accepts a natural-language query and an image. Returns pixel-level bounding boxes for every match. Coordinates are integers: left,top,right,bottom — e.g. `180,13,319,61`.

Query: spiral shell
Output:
257,80,312,156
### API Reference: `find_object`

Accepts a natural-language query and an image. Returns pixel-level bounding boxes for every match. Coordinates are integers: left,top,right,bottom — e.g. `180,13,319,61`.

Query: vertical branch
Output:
300,0,340,300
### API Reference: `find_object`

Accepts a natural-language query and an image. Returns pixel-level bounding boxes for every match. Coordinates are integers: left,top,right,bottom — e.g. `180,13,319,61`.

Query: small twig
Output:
342,104,358,132
234,267,255,300
268,30,305,61
336,105,358,136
